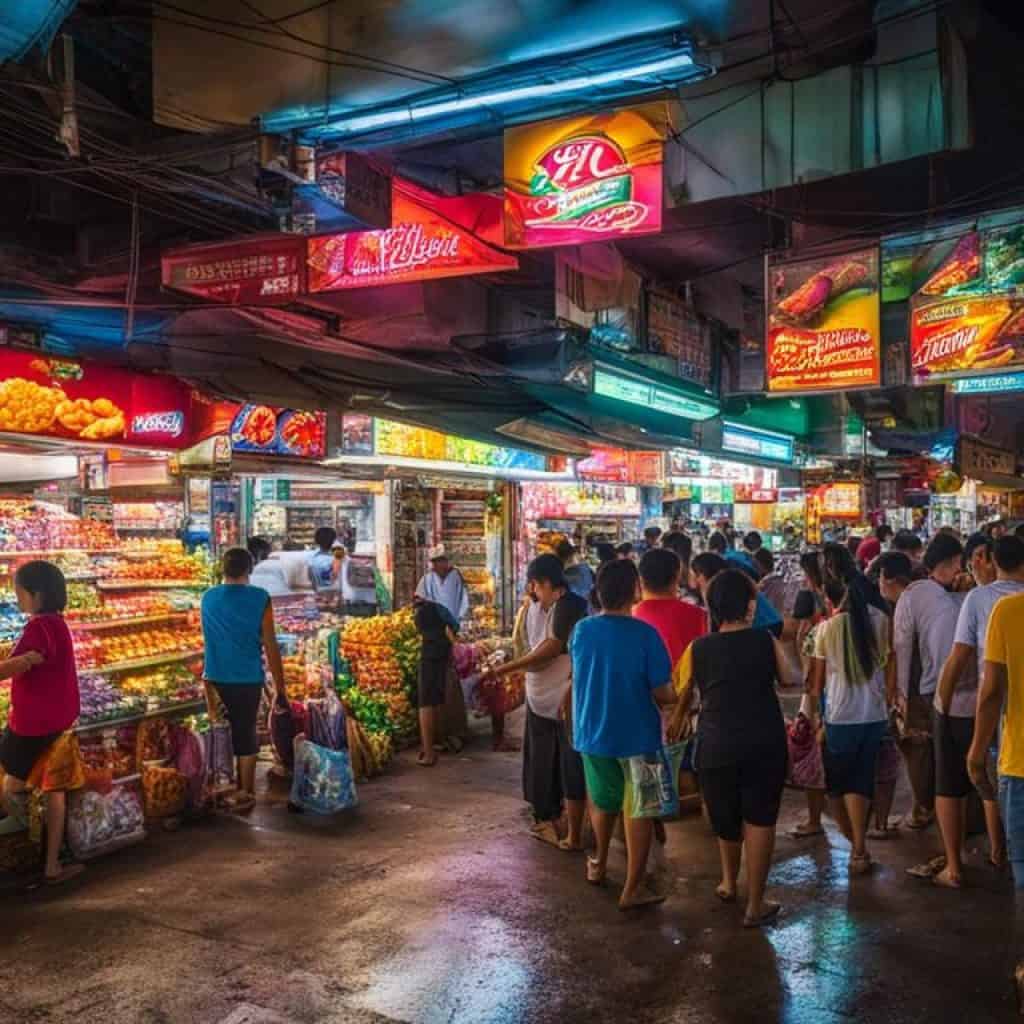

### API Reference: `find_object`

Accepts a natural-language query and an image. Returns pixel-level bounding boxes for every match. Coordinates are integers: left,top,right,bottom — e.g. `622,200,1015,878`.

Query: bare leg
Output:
491,714,520,752
44,791,66,878
588,803,616,879
716,838,742,901
1,773,28,824
743,823,778,921
843,793,871,864
418,707,438,765
621,814,660,908
985,799,1006,867
934,795,967,886
873,780,896,831
793,790,825,835
237,754,257,798
829,795,853,844
565,798,585,848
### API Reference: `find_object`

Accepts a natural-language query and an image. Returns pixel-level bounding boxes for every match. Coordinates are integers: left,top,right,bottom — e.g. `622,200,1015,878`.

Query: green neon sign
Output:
593,367,718,421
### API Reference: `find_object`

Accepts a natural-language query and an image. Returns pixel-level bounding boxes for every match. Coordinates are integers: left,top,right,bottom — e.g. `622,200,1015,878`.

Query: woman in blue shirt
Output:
570,559,676,909
202,547,286,813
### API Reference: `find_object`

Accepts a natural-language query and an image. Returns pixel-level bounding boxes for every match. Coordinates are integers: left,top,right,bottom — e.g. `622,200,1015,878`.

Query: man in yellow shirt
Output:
968,586,1024,1007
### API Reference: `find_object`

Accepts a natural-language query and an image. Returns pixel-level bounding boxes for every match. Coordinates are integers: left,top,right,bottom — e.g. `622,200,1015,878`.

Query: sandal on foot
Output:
903,812,934,830
558,837,584,852
849,854,874,876
619,885,666,910
790,823,824,838
743,902,782,928
224,794,255,814
867,827,899,840
715,884,737,904
906,855,946,880
932,869,963,889
586,857,606,885
528,821,561,848
28,863,86,890
416,752,438,767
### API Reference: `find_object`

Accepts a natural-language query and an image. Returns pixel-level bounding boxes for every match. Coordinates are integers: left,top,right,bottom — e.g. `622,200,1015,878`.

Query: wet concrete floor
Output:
0,721,1019,1024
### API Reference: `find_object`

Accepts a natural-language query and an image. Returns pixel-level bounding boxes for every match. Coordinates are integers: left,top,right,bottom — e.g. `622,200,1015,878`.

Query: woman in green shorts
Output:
570,559,676,909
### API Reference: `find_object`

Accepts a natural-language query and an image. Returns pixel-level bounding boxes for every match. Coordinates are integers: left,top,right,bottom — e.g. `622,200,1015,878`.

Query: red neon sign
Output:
306,188,517,292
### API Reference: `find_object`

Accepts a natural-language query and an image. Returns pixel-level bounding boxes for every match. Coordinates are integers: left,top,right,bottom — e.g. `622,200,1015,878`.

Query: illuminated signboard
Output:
162,235,306,305
951,372,1024,395
307,188,517,292
592,367,718,421
0,351,191,448
374,419,545,470
504,103,669,249
766,246,881,392
191,397,327,458
721,422,795,464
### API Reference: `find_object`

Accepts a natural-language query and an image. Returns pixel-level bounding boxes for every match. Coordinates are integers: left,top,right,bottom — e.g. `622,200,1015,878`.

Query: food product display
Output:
113,503,184,533
340,610,418,740
96,550,213,586
0,499,118,551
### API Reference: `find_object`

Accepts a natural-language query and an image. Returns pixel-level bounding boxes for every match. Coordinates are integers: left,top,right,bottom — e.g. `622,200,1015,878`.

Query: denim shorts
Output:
824,720,887,798
999,774,1024,889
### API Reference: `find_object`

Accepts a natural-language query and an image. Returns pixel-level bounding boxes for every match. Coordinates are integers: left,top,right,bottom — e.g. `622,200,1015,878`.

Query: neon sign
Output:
307,188,517,292
592,366,719,421
504,103,668,249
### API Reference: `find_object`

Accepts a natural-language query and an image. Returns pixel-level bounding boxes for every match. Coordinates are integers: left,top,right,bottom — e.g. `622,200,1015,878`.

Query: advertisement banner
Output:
721,422,795,464
766,247,881,392
374,419,447,460
307,189,517,292
0,351,191,448
191,395,326,458
909,222,1024,382
504,103,668,250
162,236,306,305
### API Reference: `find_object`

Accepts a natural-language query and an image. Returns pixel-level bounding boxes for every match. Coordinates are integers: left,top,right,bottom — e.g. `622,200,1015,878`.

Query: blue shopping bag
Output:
623,742,690,819
289,737,359,815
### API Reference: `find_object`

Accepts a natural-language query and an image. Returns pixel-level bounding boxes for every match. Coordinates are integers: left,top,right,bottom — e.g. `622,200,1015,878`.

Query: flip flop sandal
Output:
28,863,85,890
743,902,782,928
586,857,607,885
558,838,585,852
867,828,899,840
849,855,874,876
715,885,737,904
528,822,561,847
225,794,256,814
932,871,963,889
416,752,438,767
790,823,824,838
619,887,667,910
906,855,946,879
903,813,934,830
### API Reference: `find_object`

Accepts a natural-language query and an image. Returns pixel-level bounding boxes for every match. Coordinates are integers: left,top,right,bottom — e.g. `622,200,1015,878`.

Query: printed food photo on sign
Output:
909,219,1024,382
766,247,881,392
229,404,327,457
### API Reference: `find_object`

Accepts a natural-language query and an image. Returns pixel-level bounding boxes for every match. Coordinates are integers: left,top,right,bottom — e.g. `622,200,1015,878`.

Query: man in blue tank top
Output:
202,547,286,813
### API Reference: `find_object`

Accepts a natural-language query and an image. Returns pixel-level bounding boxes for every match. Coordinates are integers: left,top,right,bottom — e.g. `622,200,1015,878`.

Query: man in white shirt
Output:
415,545,469,623
893,533,966,837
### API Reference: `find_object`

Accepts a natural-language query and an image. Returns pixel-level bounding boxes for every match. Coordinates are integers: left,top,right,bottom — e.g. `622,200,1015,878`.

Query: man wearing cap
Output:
485,554,589,848
415,545,469,624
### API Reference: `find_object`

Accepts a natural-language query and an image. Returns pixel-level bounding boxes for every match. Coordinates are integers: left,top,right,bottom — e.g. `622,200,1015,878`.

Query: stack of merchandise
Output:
0,500,118,551
339,609,418,759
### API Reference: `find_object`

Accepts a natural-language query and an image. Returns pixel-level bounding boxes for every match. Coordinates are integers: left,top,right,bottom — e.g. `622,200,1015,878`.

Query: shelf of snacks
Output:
0,498,120,552
112,501,184,533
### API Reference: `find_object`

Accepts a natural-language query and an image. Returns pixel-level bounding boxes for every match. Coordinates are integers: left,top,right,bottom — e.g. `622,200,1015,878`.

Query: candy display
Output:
0,498,118,552
96,550,213,586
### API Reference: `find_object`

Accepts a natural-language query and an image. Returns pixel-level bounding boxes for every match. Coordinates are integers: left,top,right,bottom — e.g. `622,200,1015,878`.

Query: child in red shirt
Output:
0,560,82,885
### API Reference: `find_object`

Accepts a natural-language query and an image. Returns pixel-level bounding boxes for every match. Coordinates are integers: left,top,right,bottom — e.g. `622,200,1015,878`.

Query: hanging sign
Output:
908,225,1024,381
191,396,326,458
161,236,306,305
592,366,719,421
306,189,517,292
952,371,1024,395
958,437,1016,480
503,103,668,249
0,351,191,448
818,482,862,518
766,247,881,392
733,483,779,503
721,422,795,464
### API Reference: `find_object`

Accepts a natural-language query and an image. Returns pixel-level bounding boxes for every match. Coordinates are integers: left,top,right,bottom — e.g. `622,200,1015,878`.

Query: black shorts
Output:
933,710,975,799
417,656,449,708
0,727,61,781
522,706,586,822
697,740,787,842
209,682,264,757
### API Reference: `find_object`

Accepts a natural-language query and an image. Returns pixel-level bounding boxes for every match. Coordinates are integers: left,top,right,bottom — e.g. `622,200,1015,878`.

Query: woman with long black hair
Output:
808,543,892,875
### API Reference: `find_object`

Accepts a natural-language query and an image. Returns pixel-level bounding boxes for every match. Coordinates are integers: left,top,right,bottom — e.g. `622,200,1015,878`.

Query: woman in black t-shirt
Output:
691,570,788,928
